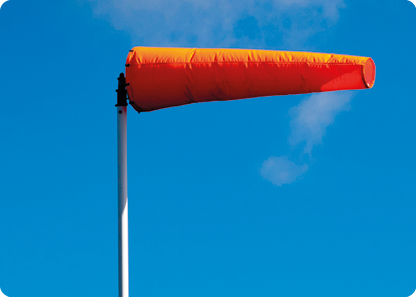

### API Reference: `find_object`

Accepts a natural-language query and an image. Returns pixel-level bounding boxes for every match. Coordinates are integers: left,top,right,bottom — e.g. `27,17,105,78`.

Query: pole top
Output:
116,73,128,107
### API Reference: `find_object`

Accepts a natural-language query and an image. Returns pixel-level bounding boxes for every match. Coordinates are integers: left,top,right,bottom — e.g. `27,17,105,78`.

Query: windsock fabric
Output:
125,47,375,112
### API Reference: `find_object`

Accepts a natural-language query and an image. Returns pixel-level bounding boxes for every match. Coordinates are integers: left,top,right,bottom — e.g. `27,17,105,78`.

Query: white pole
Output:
117,73,129,297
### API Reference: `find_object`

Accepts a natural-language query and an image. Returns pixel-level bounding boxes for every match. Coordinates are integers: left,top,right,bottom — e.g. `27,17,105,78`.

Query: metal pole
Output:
116,73,129,297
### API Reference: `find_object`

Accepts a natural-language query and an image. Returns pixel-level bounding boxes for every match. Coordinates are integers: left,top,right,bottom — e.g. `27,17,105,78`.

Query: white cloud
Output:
260,91,354,186
81,0,345,48
289,92,354,154
260,156,308,186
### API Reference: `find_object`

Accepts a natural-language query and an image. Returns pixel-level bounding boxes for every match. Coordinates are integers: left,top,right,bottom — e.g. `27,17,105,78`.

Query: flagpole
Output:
116,73,129,297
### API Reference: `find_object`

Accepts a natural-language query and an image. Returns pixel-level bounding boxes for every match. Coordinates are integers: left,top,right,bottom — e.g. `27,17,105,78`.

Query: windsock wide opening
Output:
364,58,376,88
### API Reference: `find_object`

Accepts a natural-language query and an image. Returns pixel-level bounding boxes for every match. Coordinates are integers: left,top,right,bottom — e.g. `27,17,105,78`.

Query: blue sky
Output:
0,0,415,296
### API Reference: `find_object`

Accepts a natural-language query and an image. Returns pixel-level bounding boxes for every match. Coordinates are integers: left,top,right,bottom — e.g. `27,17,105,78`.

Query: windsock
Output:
125,47,375,112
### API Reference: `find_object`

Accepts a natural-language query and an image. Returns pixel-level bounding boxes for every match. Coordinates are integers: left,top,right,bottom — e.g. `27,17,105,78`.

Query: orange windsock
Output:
125,47,375,112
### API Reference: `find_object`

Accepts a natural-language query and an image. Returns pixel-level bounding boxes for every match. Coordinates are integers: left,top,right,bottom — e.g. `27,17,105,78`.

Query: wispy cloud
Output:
81,0,345,48
260,156,308,186
289,92,354,155
261,91,355,186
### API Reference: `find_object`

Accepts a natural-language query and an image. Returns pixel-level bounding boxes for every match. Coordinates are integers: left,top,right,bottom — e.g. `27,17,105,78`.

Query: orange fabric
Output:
125,47,375,112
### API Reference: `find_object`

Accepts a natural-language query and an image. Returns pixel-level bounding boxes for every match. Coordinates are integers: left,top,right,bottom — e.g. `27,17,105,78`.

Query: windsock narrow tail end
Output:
364,58,376,88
